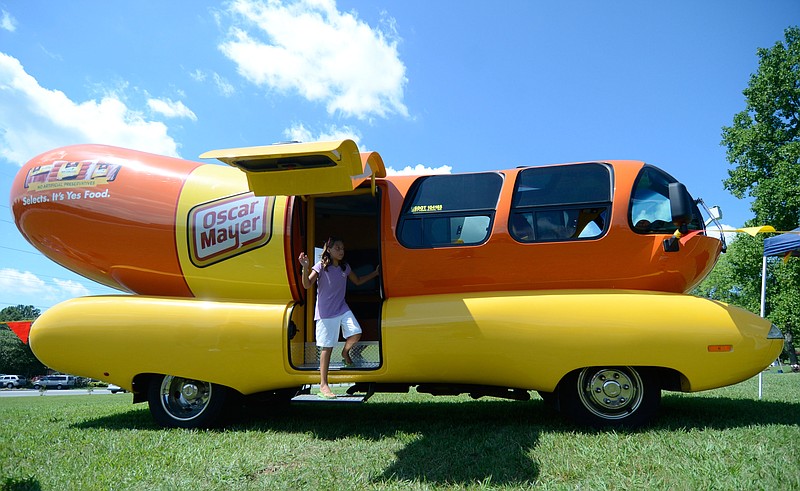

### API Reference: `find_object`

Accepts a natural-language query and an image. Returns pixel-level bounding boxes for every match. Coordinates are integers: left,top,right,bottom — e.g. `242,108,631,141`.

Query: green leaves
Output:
703,26,800,344
721,26,800,230
0,305,44,377
0,305,40,322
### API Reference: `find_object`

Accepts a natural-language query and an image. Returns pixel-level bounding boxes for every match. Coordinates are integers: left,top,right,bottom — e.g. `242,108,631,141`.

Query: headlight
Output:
767,324,784,339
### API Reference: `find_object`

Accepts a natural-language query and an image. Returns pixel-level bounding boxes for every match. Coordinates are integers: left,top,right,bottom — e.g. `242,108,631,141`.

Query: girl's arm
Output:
298,253,318,289
349,265,380,286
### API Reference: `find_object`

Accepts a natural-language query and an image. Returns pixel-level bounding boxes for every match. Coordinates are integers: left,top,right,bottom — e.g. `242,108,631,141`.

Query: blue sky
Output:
1,0,798,312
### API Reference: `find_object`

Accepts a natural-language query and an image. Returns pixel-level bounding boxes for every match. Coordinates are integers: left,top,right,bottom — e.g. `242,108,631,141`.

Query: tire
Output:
6,383,13,389
56,384,63,390
33,384,41,390
558,366,660,429
147,375,229,429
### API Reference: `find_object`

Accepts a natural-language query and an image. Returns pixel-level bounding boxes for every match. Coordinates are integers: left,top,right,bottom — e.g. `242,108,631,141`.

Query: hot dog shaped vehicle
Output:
10,140,783,428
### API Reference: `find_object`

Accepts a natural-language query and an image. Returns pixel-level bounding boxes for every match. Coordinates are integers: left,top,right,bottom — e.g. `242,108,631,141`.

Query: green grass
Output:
1,372,799,490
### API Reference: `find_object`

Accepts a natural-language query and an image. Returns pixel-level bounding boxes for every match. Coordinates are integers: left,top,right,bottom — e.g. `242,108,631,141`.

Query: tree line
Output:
693,26,799,362
0,305,46,377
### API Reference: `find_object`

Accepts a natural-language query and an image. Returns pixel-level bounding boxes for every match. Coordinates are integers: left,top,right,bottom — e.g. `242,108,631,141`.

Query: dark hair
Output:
321,236,347,271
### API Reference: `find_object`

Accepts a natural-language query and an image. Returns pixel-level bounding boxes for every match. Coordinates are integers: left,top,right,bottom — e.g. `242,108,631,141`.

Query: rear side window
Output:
510,163,612,242
398,173,503,248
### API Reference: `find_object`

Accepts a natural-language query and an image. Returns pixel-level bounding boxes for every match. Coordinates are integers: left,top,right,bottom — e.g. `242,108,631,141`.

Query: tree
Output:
722,26,800,230
696,26,800,347
0,305,46,377
693,235,763,313
0,305,40,322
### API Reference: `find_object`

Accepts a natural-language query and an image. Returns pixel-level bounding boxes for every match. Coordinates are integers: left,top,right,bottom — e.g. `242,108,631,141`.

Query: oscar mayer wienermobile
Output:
10,140,784,428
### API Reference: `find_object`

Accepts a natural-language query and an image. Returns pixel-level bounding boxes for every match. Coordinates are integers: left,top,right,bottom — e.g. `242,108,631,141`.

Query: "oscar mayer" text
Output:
189,194,272,267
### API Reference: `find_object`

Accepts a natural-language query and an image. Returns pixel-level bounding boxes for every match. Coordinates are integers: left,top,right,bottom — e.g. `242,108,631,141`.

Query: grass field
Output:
1,371,799,490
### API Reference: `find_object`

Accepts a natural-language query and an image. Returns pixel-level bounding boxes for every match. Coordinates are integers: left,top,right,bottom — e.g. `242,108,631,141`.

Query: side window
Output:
510,163,612,243
630,166,703,234
398,173,503,248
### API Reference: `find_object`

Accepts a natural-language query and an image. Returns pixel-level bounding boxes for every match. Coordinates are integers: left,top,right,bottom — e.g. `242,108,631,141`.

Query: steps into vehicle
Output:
290,393,367,403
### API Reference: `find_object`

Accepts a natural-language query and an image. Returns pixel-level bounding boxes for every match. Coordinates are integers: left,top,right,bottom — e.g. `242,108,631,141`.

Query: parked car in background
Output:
32,375,76,390
0,375,27,388
107,384,126,394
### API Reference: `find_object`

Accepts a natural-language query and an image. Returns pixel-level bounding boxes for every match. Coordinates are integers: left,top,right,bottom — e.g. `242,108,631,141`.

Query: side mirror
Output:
668,182,694,229
664,182,694,253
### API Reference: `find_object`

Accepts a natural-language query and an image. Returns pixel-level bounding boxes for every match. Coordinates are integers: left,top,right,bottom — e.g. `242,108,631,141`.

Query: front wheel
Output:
558,366,660,429
147,375,230,428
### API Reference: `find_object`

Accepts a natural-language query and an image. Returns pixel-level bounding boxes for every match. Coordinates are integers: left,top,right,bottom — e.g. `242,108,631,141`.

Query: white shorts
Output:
316,310,362,348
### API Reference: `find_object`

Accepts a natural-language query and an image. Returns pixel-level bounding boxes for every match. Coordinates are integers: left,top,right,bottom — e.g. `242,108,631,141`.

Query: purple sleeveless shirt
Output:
312,261,351,320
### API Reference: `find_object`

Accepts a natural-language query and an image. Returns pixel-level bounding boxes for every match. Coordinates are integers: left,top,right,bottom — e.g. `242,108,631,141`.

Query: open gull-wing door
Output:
200,139,386,197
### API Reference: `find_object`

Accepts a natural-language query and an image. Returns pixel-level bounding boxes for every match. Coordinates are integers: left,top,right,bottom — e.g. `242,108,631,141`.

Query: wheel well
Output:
645,366,684,392
557,366,684,392
131,373,159,404
131,373,246,404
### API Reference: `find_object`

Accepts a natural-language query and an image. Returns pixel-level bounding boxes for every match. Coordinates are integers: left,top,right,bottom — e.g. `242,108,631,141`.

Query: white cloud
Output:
190,69,207,82
213,72,236,97
283,122,362,147
0,268,47,295
385,164,453,176
281,123,451,175
0,52,180,165
0,268,90,302
191,69,236,97
220,0,408,120
705,222,738,245
52,278,92,298
147,98,198,121
1,10,16,32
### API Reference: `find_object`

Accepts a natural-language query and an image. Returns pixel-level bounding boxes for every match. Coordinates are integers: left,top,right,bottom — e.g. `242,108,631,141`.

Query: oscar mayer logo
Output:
188,193,273,267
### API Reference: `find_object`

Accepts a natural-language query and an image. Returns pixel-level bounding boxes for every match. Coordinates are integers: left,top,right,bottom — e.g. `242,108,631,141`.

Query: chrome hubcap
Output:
181,383,199,400
159,376,212,421
578,367,643,420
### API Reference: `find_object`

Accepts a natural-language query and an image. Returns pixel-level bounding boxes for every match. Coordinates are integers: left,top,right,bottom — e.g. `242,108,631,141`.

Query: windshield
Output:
630,166,703,234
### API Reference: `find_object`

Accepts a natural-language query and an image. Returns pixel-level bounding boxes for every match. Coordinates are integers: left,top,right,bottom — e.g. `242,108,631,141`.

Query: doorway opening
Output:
289,190,383,370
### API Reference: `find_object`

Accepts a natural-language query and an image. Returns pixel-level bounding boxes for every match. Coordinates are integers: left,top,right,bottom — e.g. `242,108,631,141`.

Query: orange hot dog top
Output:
12,145,200,296
12,144,723,300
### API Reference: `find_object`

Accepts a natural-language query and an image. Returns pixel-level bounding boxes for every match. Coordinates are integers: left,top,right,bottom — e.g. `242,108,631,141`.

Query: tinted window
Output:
399,173,503,248
511,163,612,242
630,166,703,234
404,173,503,213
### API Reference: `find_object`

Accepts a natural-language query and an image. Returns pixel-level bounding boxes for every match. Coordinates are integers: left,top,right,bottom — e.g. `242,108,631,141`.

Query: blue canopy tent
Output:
763,226,800,259
758,226,800,397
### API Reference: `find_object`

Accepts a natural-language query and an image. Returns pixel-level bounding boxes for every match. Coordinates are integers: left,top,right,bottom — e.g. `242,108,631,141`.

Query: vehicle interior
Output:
288,190,383,370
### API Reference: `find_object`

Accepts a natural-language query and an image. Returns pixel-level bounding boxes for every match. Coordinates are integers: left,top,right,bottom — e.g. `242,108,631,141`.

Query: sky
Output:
1,0,798,312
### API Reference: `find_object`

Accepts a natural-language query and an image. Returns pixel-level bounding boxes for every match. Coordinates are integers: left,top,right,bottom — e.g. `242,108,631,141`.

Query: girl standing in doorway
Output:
298,237,380,399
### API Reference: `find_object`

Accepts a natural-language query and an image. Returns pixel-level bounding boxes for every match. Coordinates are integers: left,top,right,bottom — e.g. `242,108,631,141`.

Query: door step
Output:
290,383,377,403
290,393,367,403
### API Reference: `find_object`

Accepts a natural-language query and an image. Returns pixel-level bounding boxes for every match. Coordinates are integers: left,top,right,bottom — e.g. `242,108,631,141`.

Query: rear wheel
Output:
558,366,660,429
147,375,229,428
